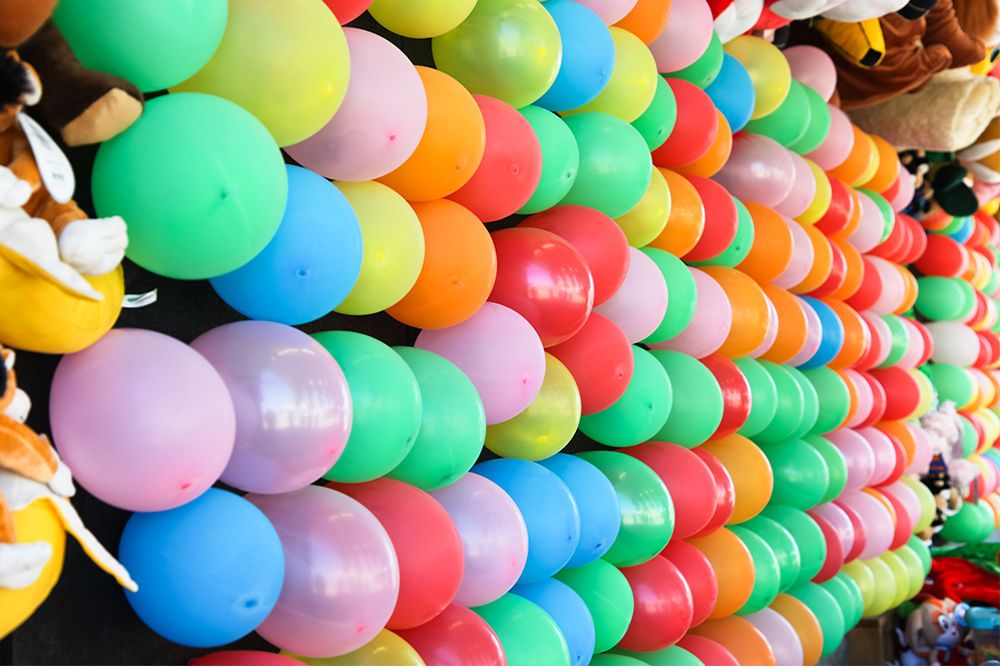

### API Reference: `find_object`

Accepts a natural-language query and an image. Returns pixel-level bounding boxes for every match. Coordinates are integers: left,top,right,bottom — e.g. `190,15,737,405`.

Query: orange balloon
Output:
701,266,770,358
647,168,705,257
854,134,882,187
791,224,833,294
826,299,868,369
896,265,919,315
985,492,1000,527
701,434,774,524
831,188,863,241
770,594,824,666
861,136,900,193
387,199,497,328
876,421,917,469
676,111,732,178
688,527,755,618
920,206,953,232
828,240,864,301
760,283,808,364
737,203,794,284
828,126,872,185
691,616,776,666
614,0,672,44
840,369,859,427
377,66,486,202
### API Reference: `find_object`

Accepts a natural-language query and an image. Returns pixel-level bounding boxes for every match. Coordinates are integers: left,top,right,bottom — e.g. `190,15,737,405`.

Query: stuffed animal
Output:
0,345,136,639
898,597,964,665
919,401,978,542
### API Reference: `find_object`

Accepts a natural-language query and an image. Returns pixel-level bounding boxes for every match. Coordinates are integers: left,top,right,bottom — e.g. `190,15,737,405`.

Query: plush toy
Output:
0,345,136,639
918,402,980,542
898,597,964,665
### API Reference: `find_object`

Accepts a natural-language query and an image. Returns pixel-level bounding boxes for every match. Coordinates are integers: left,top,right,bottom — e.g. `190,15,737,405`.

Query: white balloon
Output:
926,321,979,367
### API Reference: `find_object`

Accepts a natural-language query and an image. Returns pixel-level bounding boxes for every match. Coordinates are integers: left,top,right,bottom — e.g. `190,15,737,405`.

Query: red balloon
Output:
629,442,717,540
330,478,463,629
914,235,969,277
450,95,543,222
489,227,595,347
868,368,919,421
619,555,695,651
652,79,719,168
522,206,630,306
870,213,909,263
845,257,882,313
898,214,927,265
808,511,845,583
682,177,738,262
700,355,751,439
972,244,996,267
815,176,854,237
677,634,739,665
853,316,884,372
662,540,719,627
879,429,907,486
190,653,304,666
321,0,372,23
396,604,506,666
858,372,886,428
690,449,736,537
834,500,867,562
968,289,989,326
548,312,634,414
880,488,913,550
809,241,847,298
913,321,934,366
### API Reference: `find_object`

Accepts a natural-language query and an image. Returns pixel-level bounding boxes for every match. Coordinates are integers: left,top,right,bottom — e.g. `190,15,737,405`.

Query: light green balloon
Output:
631,76,677,151
649,350,723,447
754,362,805,444
612,647,703,666
906,535,932,576
556,559,635,653
474,594,571,666
518,105,581,214
759,438,829,510
741,514,801,593
744,80,811,148
788,84,831,155
689,197,754,268
591,655,648,666
731,526,781,614
735,358,778,438
788,582,845,657
668,31,724,89
640,249,697,344
580,347,672,447
802,367,851,435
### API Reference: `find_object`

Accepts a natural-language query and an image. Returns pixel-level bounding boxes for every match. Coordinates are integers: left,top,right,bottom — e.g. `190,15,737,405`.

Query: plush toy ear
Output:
0,0,57,48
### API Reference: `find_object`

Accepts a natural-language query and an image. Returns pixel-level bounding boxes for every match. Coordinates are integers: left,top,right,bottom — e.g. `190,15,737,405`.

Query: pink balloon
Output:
50,329,235,512
430,473,529,607
848,191,885,254
774,218,814,290
905,423,933,476
788,295,823,367
191,321,353,495
837,490,893,560
857,427,896,487
191,652,305,666
896,319,926,370
649,268,731,359
749,292,779,359
807,106,854,171
844,369,874,428
889,163,916,212
416,302,546,425
784,46,837,102
577,0,638,24
810,511,846,583
861,312,893,369
745,608,803,667
867,257,905,316
594,247,669,343
649,0,714,72
775,151,817,219
878,481,921,529
714,133,796,207
285,29,427,181
809,502,855,562
249,486,400,657
827,428,876,491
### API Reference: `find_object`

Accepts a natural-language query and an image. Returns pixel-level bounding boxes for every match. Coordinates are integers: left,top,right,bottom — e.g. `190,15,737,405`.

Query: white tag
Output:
122,289,157,308
16,112,75,205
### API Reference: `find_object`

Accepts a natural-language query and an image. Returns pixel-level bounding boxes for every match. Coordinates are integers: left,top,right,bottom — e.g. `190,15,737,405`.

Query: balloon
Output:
614,0,671,43
517,106,581,214
905,535,932,576
632,76,678,151
806,435,848,503
432,0,561,108
473,594,571,666
537,0,616,112
331,479,462,630
651,80,718,168
787,87,831,156
248,487,398,657
773,222,815,294
892,546,927,601
787,583,844,658
914,276,976,321
745,609,804,667
651,268,732,360
789,368,820,437
714,133,795,207
808,106,853,171
837,491,893,559
827,428,876,491
691,616,776,666
776,151,818,219
615,166,672,248
285,630,423,666
610,647,700,667
646,350,724,446
580,347,671,447
195,653,304,667
676,635,737,667
640,248,697,344
784,46,836,101
762,506,826,586
50,329,235,512
556,559,635,653
754,361,806,444
878,551,910,608
647,169,706,257
724,36,791,119
703,354,755,437
591,654,648,666
701,266,769,358
770,594,823,666
513,578,596,666
926,321,980,367
699,195,753,268
578,451,674,566
561,112,653,218
940,499,994,543
396,604,505,666
369,0,476,37
927,364,976,408
618,557,694,651
796,297,844,369
567,27,657,122
704,54,755,132
803,368,850,435
431,473,528,607
735,357,779,438
688,528,754,619
730,527,781,615
594,249,668,343
701,434,773,524
742,515,801,593
649,0,714,72
693,449,737,536
676,111,733,179
662,540,719,627
549,313,635,414
628,443,716,539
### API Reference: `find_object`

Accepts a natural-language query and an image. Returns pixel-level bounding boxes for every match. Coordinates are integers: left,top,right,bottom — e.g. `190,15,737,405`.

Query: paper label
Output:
17,112,75,204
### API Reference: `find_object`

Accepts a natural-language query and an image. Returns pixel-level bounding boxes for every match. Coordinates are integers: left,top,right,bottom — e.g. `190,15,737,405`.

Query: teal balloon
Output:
914,277,975,321
788,582,846,657
805,435,848,504
788,85,832,155
580,347,672,447
93,93,287,280
649,351,724,447
667,31,724,88
613,647,703,666
754,362,805,444
632,76,677,151
731,526,781,614
735,358,778,438
803,367,851,435
519,105,581,214
959,415,978,458
640,249,697,344
906,535,932,576
474,594,571,666
820,573,863,631
788,367,819,438
744,80,811,147
762,505,826,585
741,514,801,593
689,197,753,268
759,438,830,510
940,500,994,544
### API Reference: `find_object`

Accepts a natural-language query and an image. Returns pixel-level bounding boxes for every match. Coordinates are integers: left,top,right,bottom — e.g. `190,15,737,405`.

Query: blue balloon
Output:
704,54,755,133
119,488,285,647
538,453,620,567
473,458,581,583
535,0,615,112
210,164,362,325
798,297,845,370
947,216,974,244
513,578,596,666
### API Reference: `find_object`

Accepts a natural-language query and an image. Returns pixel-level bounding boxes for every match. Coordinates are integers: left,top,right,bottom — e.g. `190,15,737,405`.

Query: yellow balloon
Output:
878,551,911,608
564,27,657,123
173,0,349,146
334,181,425,316
615,165,671,247
911,369,936,420
0,501,66,638
977,407,1000,443
370,0,478,38
853,135,881,187
724,36,791,120
285,629,424,666
983,198,1000,216
861,557,897,618
796,159,832,225
900,474,936,534
893,546,927,601
485,353,581,460
842,560,875,613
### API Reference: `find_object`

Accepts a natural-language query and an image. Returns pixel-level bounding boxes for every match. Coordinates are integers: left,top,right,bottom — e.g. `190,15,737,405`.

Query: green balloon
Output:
474,594,571,666
731,526,781,614
802,368,850,435
591,655,648,666
741,514,801,593
387,347,486,490
93,93,287,280
860,558,897,618
927,363,976,408
893,545,927,602
985,268,1000,295
577,451,674,566
842,560,875,612
560,112,653,218
744,80,811,148
556,559,635,653
518,105,581,214
959,414,978,457
613,647,703,666
580,347,672,447
938,215,967,236
640,249,697,344
54,0,228,92
668,31,724,88
690,197,753,268
859,190,895,244
649,351,724,447
915,277,975,321
805,435,848,504
754,362,805,444
313,332,422,483
906,535,932,576
632,76,677,151
735,358,778,438
788,368,819,438
877,315,911,369
940,499,994,544
759,439,829,510
788,582,845,658
787,84,831,155
762,505,826,585
820,573,864,631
